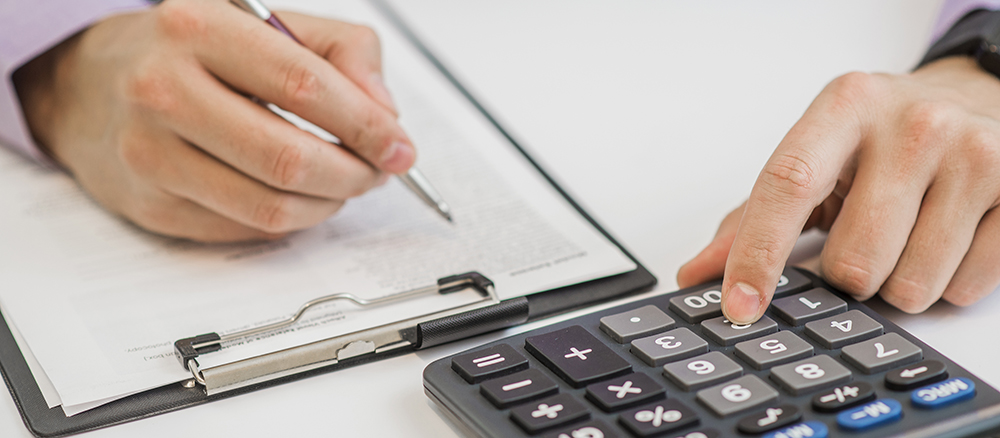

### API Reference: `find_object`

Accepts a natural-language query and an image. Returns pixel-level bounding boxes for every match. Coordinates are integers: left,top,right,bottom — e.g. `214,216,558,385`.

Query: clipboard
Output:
0,1,656,436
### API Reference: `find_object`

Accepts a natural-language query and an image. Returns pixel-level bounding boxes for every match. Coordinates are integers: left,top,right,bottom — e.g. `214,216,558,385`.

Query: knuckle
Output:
822,255,881,297
897,101,957,153
280,61,322,108
252,194,296,233
124,61,178,114
117,132,158,177
345,105,389,153
733,237,783,271
154,0,208,41
349,25,381,50
880,276,937,314
824,71,878,113
760,153,820,201
269,142,310,189
957,126,1000,178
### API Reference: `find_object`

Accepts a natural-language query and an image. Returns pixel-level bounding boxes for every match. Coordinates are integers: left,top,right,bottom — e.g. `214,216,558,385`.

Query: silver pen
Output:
231,0,454,223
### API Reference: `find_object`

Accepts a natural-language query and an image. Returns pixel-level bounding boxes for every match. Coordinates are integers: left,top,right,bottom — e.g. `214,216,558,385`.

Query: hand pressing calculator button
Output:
525,326,631,387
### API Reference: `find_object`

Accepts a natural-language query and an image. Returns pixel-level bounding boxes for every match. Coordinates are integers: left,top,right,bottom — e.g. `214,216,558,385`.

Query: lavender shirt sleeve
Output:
932,0,1000,42
0,0,149,165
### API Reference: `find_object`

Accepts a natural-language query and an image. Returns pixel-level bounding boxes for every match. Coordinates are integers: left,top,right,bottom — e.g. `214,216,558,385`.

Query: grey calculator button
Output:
769,355,852,396
804,310,884,349
663,351,743,391
771,288,847,325
773,268,813,298
600,305,676,343
630,327,709,367
734,330,814,370
841,333,922,374
696,374,779,417
668,284,723,323
700,315,778,346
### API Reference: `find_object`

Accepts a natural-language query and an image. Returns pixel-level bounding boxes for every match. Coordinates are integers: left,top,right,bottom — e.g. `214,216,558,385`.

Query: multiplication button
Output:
525,326,632,387
668,284,723,323
841,333,922,374
771,288,847,325
451,344,528,383
480,368,558,408
804,310,883,349
585,372,665,411
599,305,675,343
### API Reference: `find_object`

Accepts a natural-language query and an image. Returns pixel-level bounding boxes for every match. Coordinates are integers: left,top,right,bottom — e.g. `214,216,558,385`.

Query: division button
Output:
696,374,779,417
480,368,558,408
811,381,876,412
600,305,676,343
631,327,709,366
773,269,813,298
585,372,665,412
911,377,976,409
668,284,724,323
736,404,802,434
663,351,743,392
762,421,829,438
543,420,620,438
771,288,847,326
836,398,902,431
619,399,699,437
769,355,852,396
804,310,883,349
885,359,947,391
841,333,922,374
734,330,814,370
510,393,591,434
525,326,632,387
700,315,778,347
451,344,528,383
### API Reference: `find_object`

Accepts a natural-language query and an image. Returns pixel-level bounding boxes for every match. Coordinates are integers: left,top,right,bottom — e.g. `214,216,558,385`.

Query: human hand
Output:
678,57,1000,323
13,0,409,242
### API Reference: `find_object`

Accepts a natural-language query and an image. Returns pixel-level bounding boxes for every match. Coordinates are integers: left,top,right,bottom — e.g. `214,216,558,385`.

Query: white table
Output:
5,1,998,436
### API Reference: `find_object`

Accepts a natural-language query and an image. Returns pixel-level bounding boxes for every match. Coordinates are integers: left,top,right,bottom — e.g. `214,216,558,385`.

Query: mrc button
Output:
911,377,976,409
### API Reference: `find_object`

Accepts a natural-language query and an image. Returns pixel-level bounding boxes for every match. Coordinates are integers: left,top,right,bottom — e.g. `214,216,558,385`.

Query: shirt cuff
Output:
931,0,1000,42
0,0,151,166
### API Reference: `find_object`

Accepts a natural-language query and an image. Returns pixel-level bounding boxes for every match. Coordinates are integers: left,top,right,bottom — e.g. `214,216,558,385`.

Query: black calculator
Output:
422,268,1000,438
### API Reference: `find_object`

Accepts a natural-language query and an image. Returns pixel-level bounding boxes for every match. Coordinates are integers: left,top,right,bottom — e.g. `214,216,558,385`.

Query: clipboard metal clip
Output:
173,272,500,394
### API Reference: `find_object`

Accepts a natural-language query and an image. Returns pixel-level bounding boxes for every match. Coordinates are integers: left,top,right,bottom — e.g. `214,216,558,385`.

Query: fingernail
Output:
379,141,415,172
369,72,398,113
724,283,762,324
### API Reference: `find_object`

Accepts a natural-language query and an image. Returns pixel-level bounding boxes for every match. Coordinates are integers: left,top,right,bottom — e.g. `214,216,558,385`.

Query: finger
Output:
678,201,745,288
721,73,874,324
943,207,1000,306
277,12,397,114
119,129,344,234
120,190,285,242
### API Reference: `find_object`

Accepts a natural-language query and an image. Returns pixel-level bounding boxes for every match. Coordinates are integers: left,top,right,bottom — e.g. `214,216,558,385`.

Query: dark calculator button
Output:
664,429,720,438
585,372,665,412
841,333,922,374
836,398,902,431
451,344,528,383
619,399,699,437
700,315,778,346
631,327,709,366
811,381,876,412
773,268,813,298
885,359,947,391
480,368,558,408
911,377,976,409
734,330,814,370
762,422,829,438
771,288,847,326
736,404,802,434
804,310,883,349
668,284,723,323
510,393,590,433
525,326,632,387
600,305,675,343
544,419,620,438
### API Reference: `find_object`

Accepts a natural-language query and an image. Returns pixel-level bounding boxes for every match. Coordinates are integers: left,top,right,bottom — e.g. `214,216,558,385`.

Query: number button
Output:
599,305,676,343
663,351,743,391
734,330,814,370
668,284,724,323
700,315,778,346
841,333,922,374
630,327,708,366
585,372,665,412
804,310,883,349
773,268,813,298
525,326,632,387
696,375,779,417
769,355,852,396
450,344,528,383
770,288,847,325
479,368,558,408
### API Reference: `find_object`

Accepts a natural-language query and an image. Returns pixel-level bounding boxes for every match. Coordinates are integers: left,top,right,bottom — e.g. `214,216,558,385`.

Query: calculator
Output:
422,268,1000,438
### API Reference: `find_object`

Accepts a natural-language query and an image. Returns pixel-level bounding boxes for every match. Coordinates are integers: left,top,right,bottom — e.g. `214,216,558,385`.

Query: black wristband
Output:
918,9,1000,77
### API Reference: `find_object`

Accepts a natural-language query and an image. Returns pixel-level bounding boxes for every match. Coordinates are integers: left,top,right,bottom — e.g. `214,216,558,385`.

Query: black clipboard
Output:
0,1,656,436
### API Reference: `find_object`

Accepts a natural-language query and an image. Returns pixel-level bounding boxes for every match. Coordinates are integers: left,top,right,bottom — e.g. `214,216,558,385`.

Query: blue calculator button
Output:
911,377,976,409
762,421,828,438
837,399,902,431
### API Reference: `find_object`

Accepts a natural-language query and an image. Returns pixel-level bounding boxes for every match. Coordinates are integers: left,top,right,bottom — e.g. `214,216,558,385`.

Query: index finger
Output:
721,74,871,324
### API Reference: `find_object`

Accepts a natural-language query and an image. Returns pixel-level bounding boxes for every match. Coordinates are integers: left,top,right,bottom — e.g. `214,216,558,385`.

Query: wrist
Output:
12,31,83,160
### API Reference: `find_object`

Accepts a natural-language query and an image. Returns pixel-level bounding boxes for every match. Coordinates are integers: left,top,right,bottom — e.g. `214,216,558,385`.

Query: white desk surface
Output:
4,1,998,436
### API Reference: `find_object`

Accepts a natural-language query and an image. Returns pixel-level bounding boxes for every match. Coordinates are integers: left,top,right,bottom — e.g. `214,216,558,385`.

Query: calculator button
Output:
841,333,922,374
836,398,902,431
630,327,708,366
543,420,620,438
696,374,779,417
480,368,558,408
668,284,723,323
803,310,883,349
762,421,829,438
665,429,720,438
451,344,528,383
885,359,947,390
736,404,802,434
770,288,847,326
911,377,976,409
619,399,699,437
769,355,852,396
811,381,876,412
599,305,676,343
773,268,813,298
525,326,632,387
663,351,743,392
510,393,591,433
585,372,665,411
700,315,778,346
734,330,814,370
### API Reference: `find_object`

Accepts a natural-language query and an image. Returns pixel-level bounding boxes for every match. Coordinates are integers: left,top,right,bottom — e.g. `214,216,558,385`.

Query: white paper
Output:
0,0,635,415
